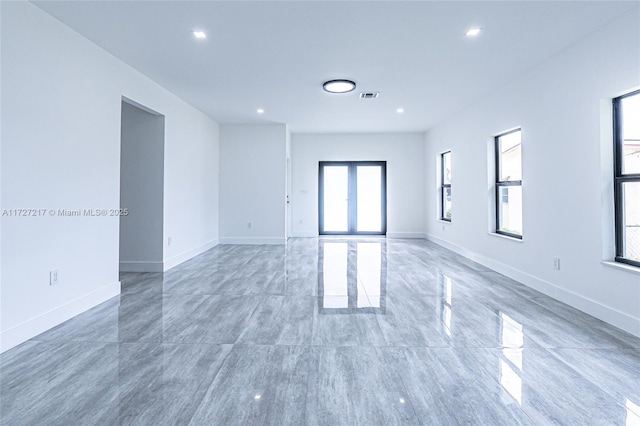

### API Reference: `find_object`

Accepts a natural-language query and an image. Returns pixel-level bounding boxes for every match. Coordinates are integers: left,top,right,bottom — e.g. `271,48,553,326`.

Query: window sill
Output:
488,232,523,242
601,261,640,275
437,219,452,225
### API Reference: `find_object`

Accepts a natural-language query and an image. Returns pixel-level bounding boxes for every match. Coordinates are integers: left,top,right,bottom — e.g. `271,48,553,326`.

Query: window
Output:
440,151,452,221
495,129,522,238
613,90,640,267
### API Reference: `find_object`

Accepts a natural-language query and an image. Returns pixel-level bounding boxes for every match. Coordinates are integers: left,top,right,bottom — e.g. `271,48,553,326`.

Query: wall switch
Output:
168,236,172,246
553,258,560,270
50,270,59,286
247,221,252,228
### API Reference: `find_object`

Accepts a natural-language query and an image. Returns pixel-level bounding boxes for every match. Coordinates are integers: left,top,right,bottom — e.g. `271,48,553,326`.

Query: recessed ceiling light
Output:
257,108,265,114
323,79,356,94
192,31,207,39
397,108,404,113
466,28,481,37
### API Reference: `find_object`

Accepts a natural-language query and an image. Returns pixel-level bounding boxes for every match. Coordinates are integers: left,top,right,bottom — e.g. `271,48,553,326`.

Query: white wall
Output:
291,133,425,238
219,124,287,244
162,102,219,270
119,101,165,272
424,10,640,337
0,1,220,352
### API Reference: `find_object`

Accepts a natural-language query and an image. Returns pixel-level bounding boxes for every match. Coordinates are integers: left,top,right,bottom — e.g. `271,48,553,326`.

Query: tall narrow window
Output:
440,151,452,221
614,90,640,267
495,129,523,239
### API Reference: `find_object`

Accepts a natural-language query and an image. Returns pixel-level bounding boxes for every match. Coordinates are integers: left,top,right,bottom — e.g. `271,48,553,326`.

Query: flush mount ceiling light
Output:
465,28,482,37
323,79,356,94
396,108,404,114
192,30,207,39
257,108,265,114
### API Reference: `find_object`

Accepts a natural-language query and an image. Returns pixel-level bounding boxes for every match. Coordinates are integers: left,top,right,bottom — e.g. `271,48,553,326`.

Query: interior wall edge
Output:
163,238,219,271
218,237,286,245
119,262,164,273
0,280,121,354
386,232,428,239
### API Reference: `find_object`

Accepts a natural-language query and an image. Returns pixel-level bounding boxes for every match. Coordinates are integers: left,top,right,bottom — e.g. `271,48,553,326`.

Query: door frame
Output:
318,161,387,235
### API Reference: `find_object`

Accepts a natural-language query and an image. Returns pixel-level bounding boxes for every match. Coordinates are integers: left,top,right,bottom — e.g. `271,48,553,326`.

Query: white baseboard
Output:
119,261,163,272
0,280,121,354
425,233,640,338
290,231,318,238
386,232,427,239
163,238,219,271
219,237,285,245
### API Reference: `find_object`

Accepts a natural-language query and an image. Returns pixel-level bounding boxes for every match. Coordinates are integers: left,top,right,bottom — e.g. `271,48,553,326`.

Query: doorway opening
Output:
318,161,387,235
119,98,165,272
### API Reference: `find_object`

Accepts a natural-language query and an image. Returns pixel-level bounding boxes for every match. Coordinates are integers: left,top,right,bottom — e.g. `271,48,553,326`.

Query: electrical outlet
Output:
50,270,59,286
168,236,172,246
553,258,560,270
247,221,252,229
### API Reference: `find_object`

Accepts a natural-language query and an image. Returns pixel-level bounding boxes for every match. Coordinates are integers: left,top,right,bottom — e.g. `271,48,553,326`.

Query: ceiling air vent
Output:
359,92,379,99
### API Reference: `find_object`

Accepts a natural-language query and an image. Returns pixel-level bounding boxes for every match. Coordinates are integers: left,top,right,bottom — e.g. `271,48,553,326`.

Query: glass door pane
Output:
356,165,382,232
322,166,349,232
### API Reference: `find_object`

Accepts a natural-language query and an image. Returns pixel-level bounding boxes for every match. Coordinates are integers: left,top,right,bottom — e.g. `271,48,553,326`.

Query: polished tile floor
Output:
2,238,640,425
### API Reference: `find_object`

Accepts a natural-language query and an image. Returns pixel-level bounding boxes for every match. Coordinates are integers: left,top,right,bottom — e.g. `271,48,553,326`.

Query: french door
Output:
318,161,387,235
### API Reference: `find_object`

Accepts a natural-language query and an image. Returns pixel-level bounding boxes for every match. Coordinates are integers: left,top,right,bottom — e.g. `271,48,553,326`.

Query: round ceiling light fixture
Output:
323,79,356,94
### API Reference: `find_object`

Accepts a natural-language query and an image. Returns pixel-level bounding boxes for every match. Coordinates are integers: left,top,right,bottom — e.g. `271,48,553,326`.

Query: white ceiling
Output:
33,1,635,133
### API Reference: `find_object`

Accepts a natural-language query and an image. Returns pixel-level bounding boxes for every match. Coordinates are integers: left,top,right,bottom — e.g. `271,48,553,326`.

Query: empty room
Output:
1,1,639,425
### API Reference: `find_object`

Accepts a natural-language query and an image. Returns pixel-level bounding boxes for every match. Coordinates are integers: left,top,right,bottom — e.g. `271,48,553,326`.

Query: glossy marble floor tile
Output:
387,347,535,424
161,294,259,344
466,347,632,424
237,296,315,345
1,341,121,425
2,238,640,425
189,345,310,425
374,296,453,347
306,346,419,425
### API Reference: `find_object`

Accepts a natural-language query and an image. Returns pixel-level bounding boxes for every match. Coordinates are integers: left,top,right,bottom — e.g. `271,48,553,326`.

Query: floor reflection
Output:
626,399,640,425
436,274,453,338
318,239,386,314
498,312,524,405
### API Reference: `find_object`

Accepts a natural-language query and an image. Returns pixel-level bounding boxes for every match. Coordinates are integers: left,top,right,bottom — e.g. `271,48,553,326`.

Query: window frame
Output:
440,151,452,222
495,128,523,240
613,90,640,268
